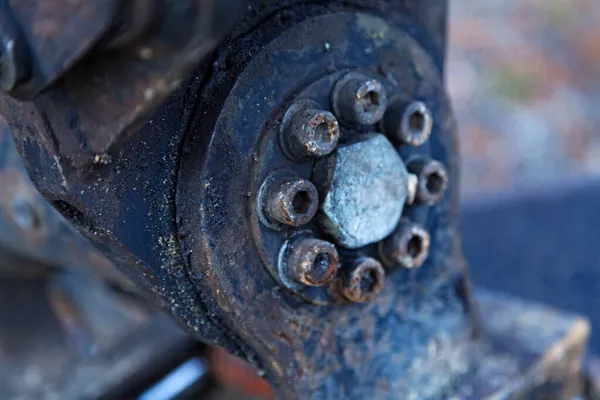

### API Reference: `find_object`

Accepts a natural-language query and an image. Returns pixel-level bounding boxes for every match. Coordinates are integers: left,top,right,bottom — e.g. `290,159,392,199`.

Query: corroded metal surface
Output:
177,7,472,398
5,0,119,98
0,271,199,399
316,133,409,249
0,1,482,399
0,0,244,172
455,290,590,399
0,118,129,285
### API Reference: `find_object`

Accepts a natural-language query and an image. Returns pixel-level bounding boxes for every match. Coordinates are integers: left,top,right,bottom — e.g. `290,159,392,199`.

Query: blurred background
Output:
448,0,600,197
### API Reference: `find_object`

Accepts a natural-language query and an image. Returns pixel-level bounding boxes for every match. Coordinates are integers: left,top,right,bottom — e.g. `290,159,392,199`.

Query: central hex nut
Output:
314,133,409,249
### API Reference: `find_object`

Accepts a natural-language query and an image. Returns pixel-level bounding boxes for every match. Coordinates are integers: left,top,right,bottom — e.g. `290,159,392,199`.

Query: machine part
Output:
331,72,388,126
3,2,480,398
104,0,159,50
259,171,319,228
0,0,120,98
0,271,203,400
275,231,340,305
280,99,340,160
0,119,129,285
458,290,590,399
0,3,30,93
279,236,339,287
315,133,409,249
407,157,449,205
0,0,244,173
406,173,419,205
382,100,433,146
176,8,468,397
338,257,385,303
379,218,430,269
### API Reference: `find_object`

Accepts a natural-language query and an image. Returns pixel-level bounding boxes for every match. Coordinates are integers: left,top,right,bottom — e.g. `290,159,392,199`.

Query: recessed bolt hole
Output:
426,172,445,196
362,90,381,112
409,111,426,133
314,122,332,143
407,235,423,258
292,190,312,215
360,268,378,293
312,253,332,279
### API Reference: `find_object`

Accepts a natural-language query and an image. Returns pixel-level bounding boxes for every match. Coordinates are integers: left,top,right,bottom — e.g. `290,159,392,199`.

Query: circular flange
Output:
176,9,461,396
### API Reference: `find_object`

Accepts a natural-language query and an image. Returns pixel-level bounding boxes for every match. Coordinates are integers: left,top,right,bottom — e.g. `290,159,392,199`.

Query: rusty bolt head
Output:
284,238,339,287
407,158,449,205
314,133,409,249
339,257,385,303
331,72,388,125
382,100,433,146
260,172,319,228
280,100,340,160
379,218,431,269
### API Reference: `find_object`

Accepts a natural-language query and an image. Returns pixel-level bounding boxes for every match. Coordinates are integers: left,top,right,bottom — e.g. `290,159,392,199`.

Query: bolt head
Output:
281,100,340,160
285,238,339,287
332,72,388,125
339,257,385,303
407,158,449,205
383,100,433,146
379,218,431,269
260,172,319,229
315,133,409,249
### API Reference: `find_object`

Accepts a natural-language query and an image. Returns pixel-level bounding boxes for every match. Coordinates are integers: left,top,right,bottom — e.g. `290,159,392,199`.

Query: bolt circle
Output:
379,218,431,269
281,100,340,160
339,257,385,303
259,171,319,229
332,72,388,125
285,238,339,287
407,158,449,205
383,100,433,146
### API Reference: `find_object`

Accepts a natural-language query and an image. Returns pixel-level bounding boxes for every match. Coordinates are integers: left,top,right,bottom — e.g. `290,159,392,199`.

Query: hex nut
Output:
382,100,433,146
379,218,431,269
280,100,340,160
407,158,449,205
314,133,409,249
283,238,339,287
331,72,388,125
260,172,319,228
339,257,385,303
